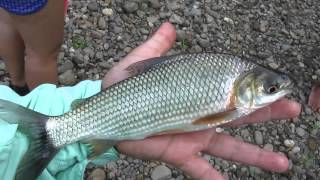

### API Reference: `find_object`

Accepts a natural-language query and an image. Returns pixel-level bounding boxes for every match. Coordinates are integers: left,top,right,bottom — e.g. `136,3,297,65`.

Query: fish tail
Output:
0,99,58,180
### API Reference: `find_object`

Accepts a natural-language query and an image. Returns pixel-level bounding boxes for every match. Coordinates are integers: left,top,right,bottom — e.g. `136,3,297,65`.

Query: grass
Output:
180,39,189,50
72,36,87,49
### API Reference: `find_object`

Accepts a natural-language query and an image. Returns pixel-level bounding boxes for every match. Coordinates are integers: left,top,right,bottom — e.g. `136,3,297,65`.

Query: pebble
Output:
169,14,184,25
73,53,84,64
296,127,305,137
0,61,5,70
151,165,172,180
123,2,139,13
308,138,318,151
223,17,234,25
98,17,106,30
254,131,263,145
87,168,106,180
198,38,210,48
298,62,305,68
59,70,76,85
268,62,279,69
240,129,250,138
102,8,113,16
83,47,95,58
148,0,161,9
249,166,262,176
284,139,295,148
258,20,269,32
87,2,99,11
315,69,320,76
292,146,301,153
263,143,273,151
58,60,74,73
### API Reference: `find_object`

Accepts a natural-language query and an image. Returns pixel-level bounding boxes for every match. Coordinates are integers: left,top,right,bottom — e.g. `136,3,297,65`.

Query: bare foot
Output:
308,83,320,112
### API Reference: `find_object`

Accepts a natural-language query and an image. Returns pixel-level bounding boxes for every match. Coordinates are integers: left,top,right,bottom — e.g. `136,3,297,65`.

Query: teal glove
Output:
0,80,119,180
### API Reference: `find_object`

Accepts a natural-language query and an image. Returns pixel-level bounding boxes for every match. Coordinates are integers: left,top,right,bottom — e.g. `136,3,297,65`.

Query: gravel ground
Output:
1,0,320,179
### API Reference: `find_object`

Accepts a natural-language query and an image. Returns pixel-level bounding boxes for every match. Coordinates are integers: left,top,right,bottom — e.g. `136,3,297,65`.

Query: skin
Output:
102,22,301,179
0,0,64,89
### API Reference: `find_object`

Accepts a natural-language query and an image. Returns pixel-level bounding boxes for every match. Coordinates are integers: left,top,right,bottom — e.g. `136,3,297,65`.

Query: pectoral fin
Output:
70,99,86,110
192,108,240,127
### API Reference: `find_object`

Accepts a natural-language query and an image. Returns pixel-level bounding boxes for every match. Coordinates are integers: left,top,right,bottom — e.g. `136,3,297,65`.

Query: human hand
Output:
102,22,301,180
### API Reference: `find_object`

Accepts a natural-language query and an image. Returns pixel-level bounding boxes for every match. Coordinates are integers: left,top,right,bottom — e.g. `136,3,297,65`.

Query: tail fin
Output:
0,99,58,180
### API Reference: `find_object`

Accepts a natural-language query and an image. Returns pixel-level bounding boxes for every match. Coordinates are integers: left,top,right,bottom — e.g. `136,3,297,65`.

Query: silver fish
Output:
0,53,293,179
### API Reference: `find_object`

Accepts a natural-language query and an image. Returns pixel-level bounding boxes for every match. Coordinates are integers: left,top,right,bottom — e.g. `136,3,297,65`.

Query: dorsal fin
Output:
125,56,169,76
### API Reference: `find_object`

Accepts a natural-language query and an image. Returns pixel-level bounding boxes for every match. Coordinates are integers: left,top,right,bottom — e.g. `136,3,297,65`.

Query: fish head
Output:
235,66,293,110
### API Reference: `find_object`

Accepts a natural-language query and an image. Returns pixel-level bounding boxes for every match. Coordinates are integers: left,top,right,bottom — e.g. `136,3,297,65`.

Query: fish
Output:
0,52,293,179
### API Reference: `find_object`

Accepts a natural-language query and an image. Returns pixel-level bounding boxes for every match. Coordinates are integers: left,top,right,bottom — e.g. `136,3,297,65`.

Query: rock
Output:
315,69,320,76
83,47,95,58
0,61,5,70
151,165,172,180
284,139,295,148
73,53,84,64
102,8,113,16
249,166,262,176
59,70,76,85
147,16,159,25
198,38,210,48
87,2,99,11
268,62,279,69
223,17,234,25
98,17,106,30
123,1,139,13
292,146,301,153
87,168,106,180
308,138,318,151
296,127,305,137
169,14,184,25
254,131,263,145
58,60,74,73
263,144,273,151
298,62,305,68
148,0,161,9
95,51,103,59
259,20,269,32
240,129,250,138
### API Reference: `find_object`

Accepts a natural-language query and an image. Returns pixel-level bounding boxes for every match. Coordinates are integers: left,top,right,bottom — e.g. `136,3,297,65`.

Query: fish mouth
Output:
279,77,294,95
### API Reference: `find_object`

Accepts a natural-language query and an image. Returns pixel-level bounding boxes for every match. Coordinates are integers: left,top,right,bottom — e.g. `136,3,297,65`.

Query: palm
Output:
102,22,301,179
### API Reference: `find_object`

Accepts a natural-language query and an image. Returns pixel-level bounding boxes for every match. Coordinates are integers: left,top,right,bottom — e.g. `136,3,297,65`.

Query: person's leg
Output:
10,0,65,89
0,8,26,87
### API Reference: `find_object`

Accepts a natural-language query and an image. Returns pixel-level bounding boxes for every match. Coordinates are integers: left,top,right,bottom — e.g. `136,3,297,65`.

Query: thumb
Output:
103,22,176,88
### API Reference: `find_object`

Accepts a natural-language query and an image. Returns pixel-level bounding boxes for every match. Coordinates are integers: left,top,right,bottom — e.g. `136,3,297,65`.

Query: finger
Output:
224,99,301,127
204,132,289,172
103,22,176,88
120,21,176,67
179,155,226,180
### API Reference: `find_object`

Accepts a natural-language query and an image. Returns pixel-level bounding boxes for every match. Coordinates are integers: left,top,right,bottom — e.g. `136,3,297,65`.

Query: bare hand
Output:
102,22,301,180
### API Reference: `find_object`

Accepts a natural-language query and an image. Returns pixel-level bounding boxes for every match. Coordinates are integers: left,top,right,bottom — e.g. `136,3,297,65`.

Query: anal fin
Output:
81,139,118,166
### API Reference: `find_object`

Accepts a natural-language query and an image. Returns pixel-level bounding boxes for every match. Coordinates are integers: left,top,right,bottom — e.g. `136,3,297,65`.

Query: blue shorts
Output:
0,0,48,15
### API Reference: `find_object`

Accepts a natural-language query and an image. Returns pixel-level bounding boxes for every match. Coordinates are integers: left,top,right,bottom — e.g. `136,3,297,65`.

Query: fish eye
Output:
266,85,278,94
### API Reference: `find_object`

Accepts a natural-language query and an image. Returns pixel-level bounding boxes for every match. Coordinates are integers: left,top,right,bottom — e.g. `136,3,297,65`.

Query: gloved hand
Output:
0,80,119,180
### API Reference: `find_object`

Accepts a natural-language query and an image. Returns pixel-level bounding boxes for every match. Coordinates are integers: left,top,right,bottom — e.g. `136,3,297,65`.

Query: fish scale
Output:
47,53,256,147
